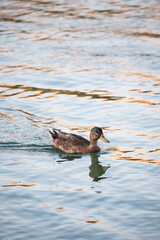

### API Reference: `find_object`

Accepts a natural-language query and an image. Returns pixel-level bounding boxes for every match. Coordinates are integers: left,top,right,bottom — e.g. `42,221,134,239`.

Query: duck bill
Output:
100,134,110,143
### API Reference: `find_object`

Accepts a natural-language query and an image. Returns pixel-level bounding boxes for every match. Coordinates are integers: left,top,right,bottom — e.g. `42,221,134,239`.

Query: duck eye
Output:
95,130,100,134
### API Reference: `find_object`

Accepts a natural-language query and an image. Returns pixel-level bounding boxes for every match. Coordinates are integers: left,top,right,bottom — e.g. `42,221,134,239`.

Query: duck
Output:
48,126,109,154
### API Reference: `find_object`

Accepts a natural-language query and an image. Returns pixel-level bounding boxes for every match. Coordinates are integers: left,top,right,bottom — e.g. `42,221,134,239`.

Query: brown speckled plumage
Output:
48,127,109,154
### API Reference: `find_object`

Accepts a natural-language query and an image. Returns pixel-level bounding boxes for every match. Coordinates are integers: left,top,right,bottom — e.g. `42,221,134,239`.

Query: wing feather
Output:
49,128,90,153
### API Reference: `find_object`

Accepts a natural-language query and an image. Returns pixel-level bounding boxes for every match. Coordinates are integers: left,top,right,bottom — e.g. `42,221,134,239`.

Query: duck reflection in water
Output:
56,150,110,182
89,153,110,182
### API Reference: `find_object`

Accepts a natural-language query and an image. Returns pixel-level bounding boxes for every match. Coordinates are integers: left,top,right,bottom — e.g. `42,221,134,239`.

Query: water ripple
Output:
1,1,160,240
0,84,123,101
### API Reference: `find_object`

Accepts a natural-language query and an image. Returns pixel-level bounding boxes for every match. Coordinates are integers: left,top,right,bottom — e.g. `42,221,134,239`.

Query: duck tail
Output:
48,129,58,139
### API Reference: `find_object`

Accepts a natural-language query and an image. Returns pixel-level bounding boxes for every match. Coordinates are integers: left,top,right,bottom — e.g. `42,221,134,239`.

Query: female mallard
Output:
48,126,109,154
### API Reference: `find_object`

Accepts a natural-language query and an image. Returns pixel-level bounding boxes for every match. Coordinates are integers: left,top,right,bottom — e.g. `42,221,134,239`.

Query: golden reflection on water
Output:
54,207,66,210
0,64,59,74
130,32,160,38
86,220,100,224
111,154,159,164
0,183,36,187
1,84,159,109
107,126,160,140
119,97,160,106
110,146,160,165
74,189,84,191
0,84,122,101
100,135,160,164
135,132,160,138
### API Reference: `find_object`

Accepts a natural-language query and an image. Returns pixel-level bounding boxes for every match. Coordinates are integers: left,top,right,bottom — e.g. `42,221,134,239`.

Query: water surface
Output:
0,0,160,240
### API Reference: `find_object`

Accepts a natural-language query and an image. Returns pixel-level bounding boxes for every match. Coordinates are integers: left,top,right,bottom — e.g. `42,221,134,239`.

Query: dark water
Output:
0,0,160,239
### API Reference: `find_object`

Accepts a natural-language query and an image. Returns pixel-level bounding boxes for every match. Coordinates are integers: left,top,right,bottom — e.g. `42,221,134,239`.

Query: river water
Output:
0,0,160,239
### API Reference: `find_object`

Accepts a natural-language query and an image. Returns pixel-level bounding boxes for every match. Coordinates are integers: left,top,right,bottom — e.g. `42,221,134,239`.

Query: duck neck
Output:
90,139,98,146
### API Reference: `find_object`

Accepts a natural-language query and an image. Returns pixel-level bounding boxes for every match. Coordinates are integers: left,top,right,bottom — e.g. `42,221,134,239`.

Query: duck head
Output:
90,127,109,143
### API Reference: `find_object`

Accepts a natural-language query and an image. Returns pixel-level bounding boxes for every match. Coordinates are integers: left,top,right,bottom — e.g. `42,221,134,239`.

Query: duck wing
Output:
49,128,90,153
69,133,90,146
